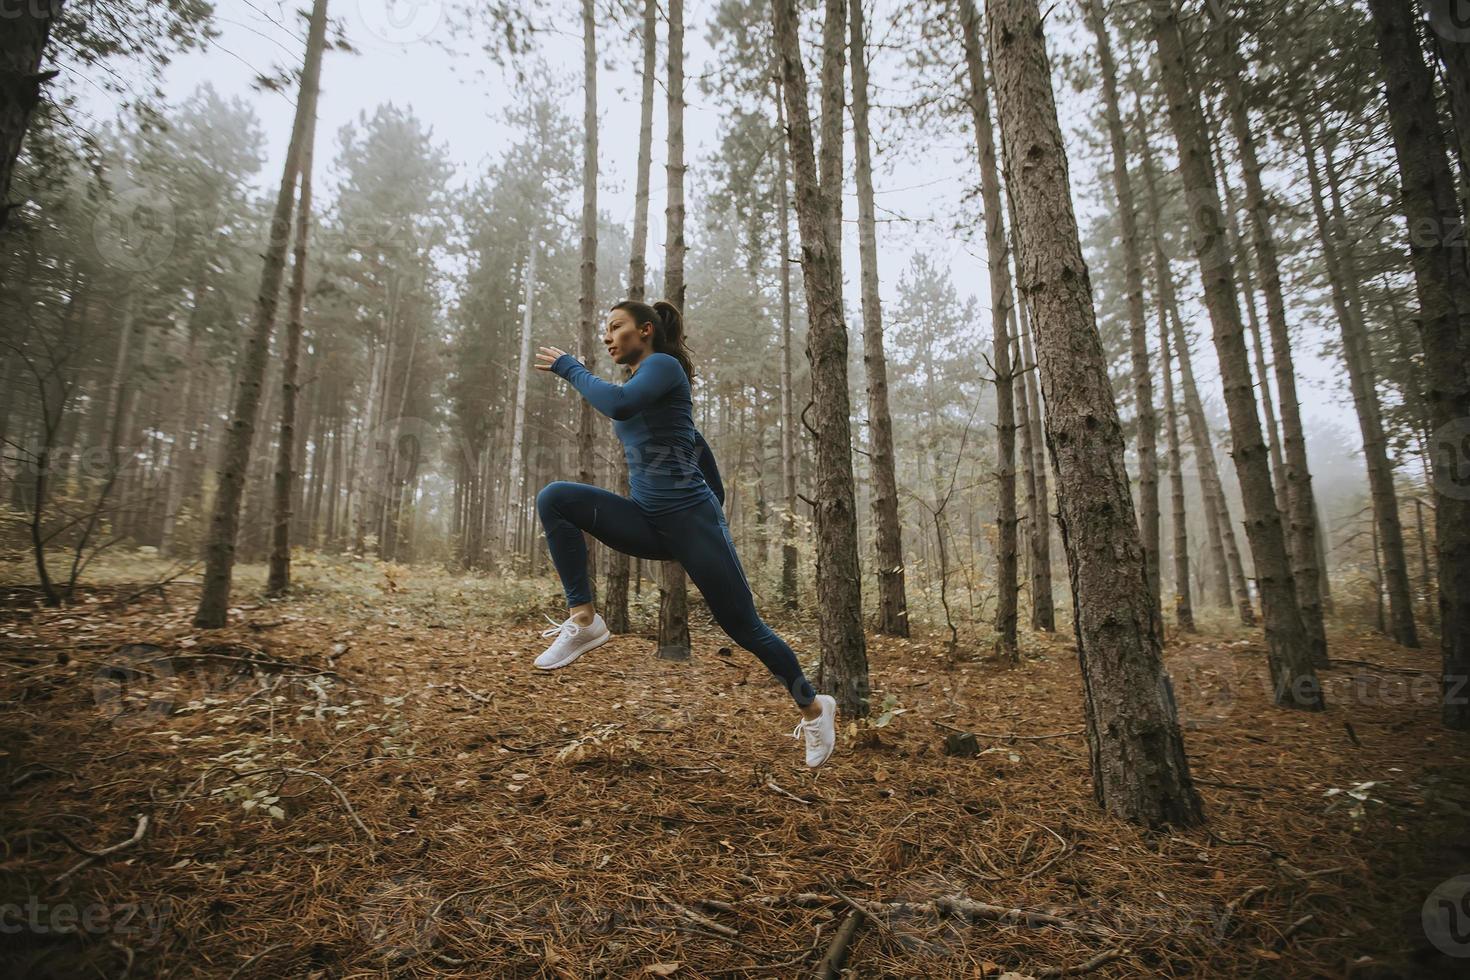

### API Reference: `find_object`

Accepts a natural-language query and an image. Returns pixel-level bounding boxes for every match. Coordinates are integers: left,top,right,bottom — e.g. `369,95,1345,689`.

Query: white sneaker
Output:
535,612,610,670
791,694,837,767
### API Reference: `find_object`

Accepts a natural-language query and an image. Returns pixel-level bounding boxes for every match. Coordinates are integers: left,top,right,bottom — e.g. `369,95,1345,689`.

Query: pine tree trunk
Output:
775,71,800,611
629,0,656,304
1159,299,1195,632
1134,50,1248,622
194,0,328,627
1083,0,1160,614
958,0,1017,660
986,0,1202,827
655,0,692,660
1368,0,1470,729
1296,106,1418,648
0,0,59,230
773,0,869,714
1012,216,1056,631
267,106,316,596
607,0,656,634
1148,1,1322,708
578,0,601,591
1207,125,1288,519
1211,7,1329,665
505,235,536,549
851,0,908,638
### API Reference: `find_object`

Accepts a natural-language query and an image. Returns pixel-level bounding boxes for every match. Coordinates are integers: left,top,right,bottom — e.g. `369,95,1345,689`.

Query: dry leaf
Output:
644,963,680,976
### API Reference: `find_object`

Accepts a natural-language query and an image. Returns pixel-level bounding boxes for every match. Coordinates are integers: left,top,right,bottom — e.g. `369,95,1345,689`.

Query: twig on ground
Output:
764,780,811,805
52,813,150,884
1036,946,1129,977
816,908,865,980
932,720,1084,740
226,942,289,979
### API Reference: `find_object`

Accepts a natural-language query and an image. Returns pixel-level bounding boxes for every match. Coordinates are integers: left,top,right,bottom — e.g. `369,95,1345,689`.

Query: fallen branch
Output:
662,896,738,938
932,720,1084,741
816,909,865,980
1326,658,1431,676
764,780,811,805
846,893,1116,939
454,683,493,706
1037,946,1129,977
1216,884,1269,936
52,813,150,884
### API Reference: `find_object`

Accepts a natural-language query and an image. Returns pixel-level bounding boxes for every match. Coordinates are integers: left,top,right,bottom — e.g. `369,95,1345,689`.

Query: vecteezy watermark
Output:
0,897,170,947
1423,875,1470,958
355,0,442,44
92,643,178,730
1426,0,1470,44
356,874,440,960
92,184,176,272
1431,417,1470,501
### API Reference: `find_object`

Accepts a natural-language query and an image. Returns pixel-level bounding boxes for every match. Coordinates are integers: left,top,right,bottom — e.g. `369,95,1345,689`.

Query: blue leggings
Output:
535,481,817,707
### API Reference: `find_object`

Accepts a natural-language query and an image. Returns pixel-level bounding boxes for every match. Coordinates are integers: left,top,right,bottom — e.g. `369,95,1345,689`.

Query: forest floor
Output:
1,553,1467,979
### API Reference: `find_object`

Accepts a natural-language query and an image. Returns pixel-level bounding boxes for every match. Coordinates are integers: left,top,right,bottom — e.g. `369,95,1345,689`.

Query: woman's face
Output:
603,308,653,367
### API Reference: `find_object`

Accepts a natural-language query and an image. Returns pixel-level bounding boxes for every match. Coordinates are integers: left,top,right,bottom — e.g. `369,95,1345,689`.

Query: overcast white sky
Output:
67,0,1364,470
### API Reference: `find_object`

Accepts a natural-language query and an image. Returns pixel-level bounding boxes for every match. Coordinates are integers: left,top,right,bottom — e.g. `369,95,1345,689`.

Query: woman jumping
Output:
532,299,837,767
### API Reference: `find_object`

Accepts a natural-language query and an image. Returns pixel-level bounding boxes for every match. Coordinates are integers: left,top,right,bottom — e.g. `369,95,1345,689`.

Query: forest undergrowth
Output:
1,554,1465,978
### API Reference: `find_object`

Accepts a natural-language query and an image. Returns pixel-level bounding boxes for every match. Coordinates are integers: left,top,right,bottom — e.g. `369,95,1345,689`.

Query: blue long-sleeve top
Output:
550,351,725,516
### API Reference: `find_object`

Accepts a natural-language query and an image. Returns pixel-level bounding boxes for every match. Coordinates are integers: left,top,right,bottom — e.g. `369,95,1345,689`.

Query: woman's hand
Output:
534,346,570,372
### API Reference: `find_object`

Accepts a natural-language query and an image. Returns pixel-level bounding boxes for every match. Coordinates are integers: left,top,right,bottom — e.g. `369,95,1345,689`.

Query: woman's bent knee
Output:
536,481,572,519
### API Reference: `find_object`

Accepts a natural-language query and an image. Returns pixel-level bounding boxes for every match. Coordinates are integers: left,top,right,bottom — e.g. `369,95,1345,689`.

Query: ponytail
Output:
611,299,697,384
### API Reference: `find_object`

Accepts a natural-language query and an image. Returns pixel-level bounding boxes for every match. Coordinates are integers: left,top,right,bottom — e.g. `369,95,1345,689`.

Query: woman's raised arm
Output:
546,351,683,421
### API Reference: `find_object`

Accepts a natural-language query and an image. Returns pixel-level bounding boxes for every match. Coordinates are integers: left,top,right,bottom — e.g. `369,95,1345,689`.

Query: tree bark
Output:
1296,106,1418,648
629,0,656,304
267,105,317,596
1135,113,1235,614
505,233,536,552
1009,191,1056,631
1158,295,1195,632
658,0,692,660
1083,0,1160,616
850,0,908,638
774,70,800,611
958,0,1017,660
986,0,1202,827
609,0,657,635
772,0,869,715
0,0,60,230
1147,0,1322,708
194,0,328,628
578,0,600,593
1210,5,1329,666
1367,0,1470,729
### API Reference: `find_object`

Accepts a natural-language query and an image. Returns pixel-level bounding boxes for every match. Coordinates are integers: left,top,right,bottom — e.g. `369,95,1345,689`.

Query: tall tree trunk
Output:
1159,297,1195,633
986,0,1202,827
1296,106,1418,648
1011,201,1056,630
193,0,328,628
658,0,692,660
0,0,59,230
1147,0,1322,707
851,0,908,638
1368,0,1470,729
267,106,317,596
1207,119,1288,520
1210,6,1329,666
1136,117,1232,612
578,0,600,595
1083,0,1160,614
774,71,800,611
505,235,536,552
772,0,870,715
629,0,656,304
1426,4,1470,216
958,0,1017,660
609,0,657,635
